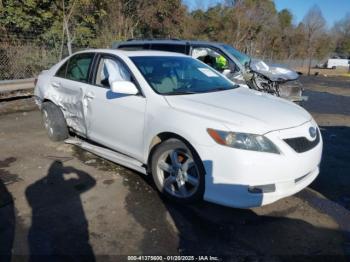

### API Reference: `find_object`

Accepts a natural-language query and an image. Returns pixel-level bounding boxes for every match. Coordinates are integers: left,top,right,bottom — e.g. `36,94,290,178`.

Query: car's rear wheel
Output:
151,139,205,203
42,101,69,141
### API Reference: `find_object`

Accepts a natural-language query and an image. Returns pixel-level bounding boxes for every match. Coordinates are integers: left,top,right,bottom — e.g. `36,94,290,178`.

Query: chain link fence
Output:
0,34,89,81
0,38,62,80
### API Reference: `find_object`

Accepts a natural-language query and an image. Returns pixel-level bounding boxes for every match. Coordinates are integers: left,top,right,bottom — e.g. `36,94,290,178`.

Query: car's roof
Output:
112,39,225,48
75,49,188,57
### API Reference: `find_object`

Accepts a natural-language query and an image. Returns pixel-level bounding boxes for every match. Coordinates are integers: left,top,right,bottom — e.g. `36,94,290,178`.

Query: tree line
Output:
0,0,349,66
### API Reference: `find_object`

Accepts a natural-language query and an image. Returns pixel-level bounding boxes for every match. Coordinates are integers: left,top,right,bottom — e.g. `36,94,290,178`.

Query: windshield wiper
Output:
161,91,198,95
161,85,240,95
198,85,240,93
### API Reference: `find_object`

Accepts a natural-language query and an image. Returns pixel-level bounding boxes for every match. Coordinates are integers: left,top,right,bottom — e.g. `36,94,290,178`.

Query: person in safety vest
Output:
215,55,228,71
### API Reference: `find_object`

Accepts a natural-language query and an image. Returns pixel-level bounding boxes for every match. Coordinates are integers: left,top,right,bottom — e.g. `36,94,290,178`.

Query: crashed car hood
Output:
165,87,311,134
250,59,299,81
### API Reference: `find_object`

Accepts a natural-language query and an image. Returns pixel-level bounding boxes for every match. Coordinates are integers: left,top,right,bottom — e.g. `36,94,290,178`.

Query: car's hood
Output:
165,88,311,134
250,59,299,81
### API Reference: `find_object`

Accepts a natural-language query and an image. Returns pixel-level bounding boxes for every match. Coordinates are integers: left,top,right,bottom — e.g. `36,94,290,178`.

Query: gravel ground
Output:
0,76,349,261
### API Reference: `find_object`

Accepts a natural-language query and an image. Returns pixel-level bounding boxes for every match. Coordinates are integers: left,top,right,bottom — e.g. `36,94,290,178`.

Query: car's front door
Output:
85,54,146,160
190,46,242,82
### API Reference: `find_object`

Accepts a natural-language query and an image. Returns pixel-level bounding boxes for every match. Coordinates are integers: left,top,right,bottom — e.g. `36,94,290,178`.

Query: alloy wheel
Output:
156,149,200,198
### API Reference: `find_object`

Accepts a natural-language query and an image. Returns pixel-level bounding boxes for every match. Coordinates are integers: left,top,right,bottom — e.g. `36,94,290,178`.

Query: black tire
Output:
151,138,205,203
41,101,69,141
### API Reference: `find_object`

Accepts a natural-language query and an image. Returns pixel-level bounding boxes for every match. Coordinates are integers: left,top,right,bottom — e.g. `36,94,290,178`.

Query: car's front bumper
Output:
195,120,323,208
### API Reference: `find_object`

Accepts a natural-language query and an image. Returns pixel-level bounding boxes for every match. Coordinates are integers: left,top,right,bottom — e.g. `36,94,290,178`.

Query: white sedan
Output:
34,49,322,208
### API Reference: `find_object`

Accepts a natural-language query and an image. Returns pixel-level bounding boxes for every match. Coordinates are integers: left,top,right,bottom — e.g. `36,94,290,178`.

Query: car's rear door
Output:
50,53,95,136
84,54,146,160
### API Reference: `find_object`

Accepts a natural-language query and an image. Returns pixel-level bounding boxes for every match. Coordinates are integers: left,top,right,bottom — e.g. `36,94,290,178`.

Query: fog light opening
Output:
248,184,276,194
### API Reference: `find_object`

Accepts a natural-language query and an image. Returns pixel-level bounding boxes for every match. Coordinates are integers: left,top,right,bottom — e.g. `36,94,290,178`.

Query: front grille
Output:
284,129,320,153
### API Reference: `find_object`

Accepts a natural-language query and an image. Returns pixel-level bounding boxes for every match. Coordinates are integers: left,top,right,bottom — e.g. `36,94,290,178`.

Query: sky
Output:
184,0,350,27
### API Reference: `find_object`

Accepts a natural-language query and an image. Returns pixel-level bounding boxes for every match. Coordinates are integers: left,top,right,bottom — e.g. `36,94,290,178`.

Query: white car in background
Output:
34,50,322,208
326,58,349,69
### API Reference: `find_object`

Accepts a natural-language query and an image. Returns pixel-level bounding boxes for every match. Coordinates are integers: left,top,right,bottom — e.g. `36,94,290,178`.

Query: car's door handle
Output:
85,92,95,99
51,82,61,88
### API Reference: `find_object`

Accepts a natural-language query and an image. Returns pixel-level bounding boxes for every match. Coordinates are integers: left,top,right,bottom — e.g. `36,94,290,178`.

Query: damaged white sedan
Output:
34,49,322,208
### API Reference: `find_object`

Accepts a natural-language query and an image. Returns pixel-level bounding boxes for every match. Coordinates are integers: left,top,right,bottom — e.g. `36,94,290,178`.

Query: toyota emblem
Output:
309,127,317,138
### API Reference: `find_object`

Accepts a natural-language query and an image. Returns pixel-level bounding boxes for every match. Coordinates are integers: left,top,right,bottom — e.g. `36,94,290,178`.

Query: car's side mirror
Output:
110,81,138,95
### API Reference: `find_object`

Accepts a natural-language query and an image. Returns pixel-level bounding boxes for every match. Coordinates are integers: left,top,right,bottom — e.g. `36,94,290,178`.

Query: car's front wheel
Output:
41,101,69,141
151,139,205,203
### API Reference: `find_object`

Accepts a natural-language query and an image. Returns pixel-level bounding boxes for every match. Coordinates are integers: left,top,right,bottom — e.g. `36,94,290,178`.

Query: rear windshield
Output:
118,44,149,51
150,44,187,54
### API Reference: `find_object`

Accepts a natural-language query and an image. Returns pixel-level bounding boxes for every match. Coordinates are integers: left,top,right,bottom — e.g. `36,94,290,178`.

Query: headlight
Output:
207,128,280,154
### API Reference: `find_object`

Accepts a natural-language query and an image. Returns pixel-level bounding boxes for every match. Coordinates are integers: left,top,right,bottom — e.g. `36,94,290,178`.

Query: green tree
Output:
136,0,186,38
49,0,106,55
0,0,55,37
278,9,292,30
0,0,106,55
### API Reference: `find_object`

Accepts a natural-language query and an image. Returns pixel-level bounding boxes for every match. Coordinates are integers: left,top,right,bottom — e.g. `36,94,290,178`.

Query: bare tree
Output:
302,5,326,75
62,0,78,56
332,13,350,56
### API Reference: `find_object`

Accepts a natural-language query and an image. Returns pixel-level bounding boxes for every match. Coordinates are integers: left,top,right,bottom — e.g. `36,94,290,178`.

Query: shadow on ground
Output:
0,158,17,262
25,160,96,261
310,126,350,209
296,126,350,259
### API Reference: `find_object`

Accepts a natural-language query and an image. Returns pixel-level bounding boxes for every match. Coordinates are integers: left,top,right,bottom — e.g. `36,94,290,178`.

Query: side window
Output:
56,61,68,78
150,44,186,54
191,47,236,73
66,53,94,82
95,57,131,88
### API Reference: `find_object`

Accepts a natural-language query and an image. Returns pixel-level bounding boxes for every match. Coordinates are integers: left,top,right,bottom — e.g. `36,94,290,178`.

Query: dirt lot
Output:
0,76,350,261
295,67,350,78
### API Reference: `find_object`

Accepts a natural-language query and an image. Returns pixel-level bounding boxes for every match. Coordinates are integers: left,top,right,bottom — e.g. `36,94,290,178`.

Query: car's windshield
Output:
130,56,238,95
221,44,251,66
